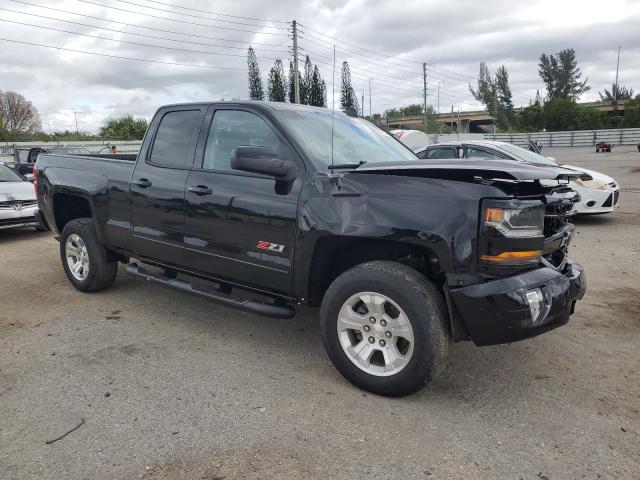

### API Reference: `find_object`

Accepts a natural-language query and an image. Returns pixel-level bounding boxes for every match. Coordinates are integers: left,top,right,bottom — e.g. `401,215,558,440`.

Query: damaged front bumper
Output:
448,260,586,346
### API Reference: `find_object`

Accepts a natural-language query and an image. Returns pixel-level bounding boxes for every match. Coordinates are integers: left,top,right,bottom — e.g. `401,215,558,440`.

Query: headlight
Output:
479,200,545,266
483,206,544,238
575,179,606,190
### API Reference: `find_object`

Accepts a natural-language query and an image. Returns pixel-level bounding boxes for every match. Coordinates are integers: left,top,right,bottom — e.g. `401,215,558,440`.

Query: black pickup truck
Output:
35,102,586,396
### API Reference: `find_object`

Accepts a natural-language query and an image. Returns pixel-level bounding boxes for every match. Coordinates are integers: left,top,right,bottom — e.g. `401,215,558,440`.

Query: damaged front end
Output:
447,176,587,346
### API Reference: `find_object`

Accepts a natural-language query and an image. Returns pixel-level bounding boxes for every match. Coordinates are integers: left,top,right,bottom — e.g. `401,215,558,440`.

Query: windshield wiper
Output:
328,160,367,170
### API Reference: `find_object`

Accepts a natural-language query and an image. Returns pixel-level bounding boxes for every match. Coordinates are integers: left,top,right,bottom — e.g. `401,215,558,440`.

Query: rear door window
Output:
465,147,504,160
149,110,202,168
426,147,457,159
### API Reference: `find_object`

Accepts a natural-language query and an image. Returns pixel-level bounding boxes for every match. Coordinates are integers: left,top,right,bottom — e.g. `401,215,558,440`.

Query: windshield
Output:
496,143,558,166
280,110,417,166
0,164,25,182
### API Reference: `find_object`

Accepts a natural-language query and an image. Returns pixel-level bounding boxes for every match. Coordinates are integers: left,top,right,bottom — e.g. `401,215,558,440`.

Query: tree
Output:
495,65,515,129
538,48,589,100
0,90,41,135
308,65,327,107
599,83,634,103
517,103,544,132
301,55,313,105
470,63,514,130
469,62,497,116
622,94,640,128
340,62,359,115
542,97,578,130
247,46,264,101
99,115,149,140
267,59,287,102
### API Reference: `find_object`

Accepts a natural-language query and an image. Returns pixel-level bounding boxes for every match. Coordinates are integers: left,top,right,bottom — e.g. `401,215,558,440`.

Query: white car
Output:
0,162,40,231
416,141,620,215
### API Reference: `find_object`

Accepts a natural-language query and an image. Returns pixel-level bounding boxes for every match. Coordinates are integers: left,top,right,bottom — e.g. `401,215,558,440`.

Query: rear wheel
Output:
320,261,451,396
60,218,118,292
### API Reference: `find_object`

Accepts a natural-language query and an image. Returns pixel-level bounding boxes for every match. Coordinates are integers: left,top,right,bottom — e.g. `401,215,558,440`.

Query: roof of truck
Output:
157,101,347,115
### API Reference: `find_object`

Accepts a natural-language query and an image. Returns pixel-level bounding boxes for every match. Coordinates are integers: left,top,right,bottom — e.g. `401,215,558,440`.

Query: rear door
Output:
182,106,303,295
130,105,206,266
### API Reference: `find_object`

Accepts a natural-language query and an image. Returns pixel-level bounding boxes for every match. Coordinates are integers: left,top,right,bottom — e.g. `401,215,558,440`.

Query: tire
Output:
59,218,118,292
320,261,451,397
606,148,611,152
595,148,599,153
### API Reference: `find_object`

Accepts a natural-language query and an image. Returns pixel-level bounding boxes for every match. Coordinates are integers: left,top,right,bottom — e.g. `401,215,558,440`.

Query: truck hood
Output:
353,159,588,182
0,181,36,202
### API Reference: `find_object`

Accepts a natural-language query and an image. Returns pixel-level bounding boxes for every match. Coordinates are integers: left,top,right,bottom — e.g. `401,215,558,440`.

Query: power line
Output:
75,0,289,35
298,27,532,104
133,0,289,24
0,7,290,54
299,24,480,82
300,44,480,104
0,18,285,62
106,0,289,30
0,37,247,70
9,0,290,47
300,33,482,88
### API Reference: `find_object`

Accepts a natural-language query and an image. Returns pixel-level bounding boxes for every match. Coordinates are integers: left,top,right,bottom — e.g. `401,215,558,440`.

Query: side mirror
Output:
24,173,34,182
231,146,296,181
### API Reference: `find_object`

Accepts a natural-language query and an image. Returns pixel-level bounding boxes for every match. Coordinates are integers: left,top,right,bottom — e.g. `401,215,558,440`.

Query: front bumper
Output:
448,260,586,346
0,205,39,230
574,186,620,214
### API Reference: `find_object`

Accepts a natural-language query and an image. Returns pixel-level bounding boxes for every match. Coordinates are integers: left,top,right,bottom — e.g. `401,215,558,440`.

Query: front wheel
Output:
60,218,118,292
320,261,451,396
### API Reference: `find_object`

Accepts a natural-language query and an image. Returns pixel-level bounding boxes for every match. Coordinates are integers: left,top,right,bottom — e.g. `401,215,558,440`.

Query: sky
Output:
0,0,639,133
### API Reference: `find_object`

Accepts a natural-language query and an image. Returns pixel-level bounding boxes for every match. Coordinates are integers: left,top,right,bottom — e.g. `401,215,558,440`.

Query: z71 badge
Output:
256,241,285,253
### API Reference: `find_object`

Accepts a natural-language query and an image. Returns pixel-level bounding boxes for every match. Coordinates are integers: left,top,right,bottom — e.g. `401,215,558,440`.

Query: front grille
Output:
0,216,36,227
543,191,575,269
614,190,620,205
0,200,37,210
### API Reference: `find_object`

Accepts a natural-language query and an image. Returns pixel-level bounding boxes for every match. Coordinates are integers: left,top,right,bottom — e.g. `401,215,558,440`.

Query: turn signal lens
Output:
480,250,542,264
484,207,504,223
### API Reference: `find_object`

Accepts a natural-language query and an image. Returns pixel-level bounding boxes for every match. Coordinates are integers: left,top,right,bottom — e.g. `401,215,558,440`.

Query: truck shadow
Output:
0,228,50,245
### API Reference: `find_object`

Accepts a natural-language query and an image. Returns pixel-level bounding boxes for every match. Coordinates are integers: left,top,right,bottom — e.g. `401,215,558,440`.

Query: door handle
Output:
188,185,213,196
133,178,152,188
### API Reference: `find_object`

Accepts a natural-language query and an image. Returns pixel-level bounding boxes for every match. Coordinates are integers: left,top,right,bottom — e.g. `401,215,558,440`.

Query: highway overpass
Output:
386,100,630,133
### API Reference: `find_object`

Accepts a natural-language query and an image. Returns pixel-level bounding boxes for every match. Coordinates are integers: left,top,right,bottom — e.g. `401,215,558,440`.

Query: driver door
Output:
182,106,303,295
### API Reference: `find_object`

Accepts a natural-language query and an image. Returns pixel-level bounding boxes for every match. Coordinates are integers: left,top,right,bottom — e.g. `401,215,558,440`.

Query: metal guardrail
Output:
0,140,143,163
484,128,640,147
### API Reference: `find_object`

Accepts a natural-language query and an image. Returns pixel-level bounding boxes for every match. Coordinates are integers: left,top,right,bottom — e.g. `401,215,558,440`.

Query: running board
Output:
126,263,295,319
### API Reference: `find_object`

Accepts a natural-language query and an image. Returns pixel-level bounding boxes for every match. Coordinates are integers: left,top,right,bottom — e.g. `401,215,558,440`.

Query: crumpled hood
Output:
352,159,588,182
0,181,36,202
562,164,616,185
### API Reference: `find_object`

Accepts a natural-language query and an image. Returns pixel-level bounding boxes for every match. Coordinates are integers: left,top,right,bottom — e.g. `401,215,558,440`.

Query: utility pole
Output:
47,122,52,136
73,111,81,134
292,20,300,104
437,82,440,134
368,78,372,118
422,63,428,132
614,45,621,108
362,81,365,117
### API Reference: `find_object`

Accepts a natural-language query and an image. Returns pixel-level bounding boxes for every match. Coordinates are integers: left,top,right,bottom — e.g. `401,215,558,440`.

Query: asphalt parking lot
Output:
1,146,639,480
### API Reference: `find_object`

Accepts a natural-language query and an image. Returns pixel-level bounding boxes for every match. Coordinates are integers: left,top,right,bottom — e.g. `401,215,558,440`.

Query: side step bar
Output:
126,263,295,319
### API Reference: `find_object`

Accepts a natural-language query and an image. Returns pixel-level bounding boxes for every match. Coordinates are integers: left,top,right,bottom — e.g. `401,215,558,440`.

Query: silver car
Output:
0,162,39,231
